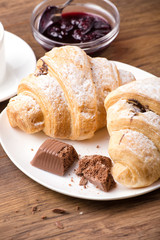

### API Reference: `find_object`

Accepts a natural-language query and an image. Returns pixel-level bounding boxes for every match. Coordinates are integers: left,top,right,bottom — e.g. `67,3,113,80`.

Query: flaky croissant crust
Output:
105,77,160,188
7,46,135,140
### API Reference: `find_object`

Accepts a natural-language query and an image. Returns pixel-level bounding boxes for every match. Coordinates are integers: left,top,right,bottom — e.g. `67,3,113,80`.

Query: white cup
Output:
0,22,6,84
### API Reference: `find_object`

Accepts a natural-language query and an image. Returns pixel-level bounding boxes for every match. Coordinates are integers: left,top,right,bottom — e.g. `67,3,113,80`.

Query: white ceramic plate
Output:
0,31,36,102
0,62,160,200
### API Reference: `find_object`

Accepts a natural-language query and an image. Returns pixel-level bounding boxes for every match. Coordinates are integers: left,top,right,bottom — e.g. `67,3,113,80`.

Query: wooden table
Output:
0,0,160,239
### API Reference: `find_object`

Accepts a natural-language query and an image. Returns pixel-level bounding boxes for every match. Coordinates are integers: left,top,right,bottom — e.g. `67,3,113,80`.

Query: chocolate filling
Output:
127,99,146,113
35,59,48,76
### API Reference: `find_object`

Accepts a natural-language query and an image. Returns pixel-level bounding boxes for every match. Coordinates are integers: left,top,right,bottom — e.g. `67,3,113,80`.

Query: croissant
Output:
7,46,135,140
104,77,160,188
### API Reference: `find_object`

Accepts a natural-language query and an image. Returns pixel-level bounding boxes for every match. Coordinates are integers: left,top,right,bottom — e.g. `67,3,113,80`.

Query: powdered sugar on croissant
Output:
7,46,135,140
105,77,160,188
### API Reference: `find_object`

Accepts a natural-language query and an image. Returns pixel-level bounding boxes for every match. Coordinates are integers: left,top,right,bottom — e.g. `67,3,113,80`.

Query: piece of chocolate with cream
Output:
76,155,116,191
31,139,79,176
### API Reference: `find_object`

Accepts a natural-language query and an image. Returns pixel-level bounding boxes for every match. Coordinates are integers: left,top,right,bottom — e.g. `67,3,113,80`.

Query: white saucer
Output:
0,31,36,102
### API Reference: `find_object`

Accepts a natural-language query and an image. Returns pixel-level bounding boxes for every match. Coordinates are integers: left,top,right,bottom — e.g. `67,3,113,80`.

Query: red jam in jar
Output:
39,7,112,43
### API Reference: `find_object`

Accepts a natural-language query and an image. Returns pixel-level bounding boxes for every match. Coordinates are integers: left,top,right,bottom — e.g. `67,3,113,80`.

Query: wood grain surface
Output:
0,0,160,239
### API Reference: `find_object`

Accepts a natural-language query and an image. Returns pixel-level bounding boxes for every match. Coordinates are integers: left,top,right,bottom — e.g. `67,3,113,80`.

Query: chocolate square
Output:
31,139,79,176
